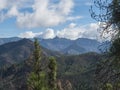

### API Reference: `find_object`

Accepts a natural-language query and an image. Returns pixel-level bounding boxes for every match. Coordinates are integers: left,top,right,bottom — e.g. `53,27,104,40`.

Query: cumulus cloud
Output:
19,28,55,39
0,0,33,21
7,6,19,17
81,23,99,39
17,0,74,28
19,23,100,40
0,0,82,28
58,0,74,15
68,23,76,28
19,31,41,38
41,28,55,39
1,0,33,9
56,23,99,40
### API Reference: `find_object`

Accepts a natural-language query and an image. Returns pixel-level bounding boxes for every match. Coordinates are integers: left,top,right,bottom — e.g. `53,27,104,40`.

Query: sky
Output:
0,0,101,40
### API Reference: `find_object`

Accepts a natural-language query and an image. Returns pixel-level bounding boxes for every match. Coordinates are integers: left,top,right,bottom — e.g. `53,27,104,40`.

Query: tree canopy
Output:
90,0,120,40
91,0,120,89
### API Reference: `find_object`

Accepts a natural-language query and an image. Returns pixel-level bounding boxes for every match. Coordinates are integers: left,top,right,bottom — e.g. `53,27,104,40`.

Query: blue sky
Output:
0,0,100,40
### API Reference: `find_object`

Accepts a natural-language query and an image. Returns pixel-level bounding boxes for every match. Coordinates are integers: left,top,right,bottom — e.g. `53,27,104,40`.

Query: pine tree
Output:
33,38,42,73
27,39,58,90
27,38,48,90
48,57,57,90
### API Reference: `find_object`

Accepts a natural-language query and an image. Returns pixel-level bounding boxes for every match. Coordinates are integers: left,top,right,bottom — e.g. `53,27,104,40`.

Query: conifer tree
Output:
48,57,57,90
27,38,48,90
33,38,42,73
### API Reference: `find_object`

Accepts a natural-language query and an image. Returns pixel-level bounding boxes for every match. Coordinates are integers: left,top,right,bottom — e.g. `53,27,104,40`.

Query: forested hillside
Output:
0,39,102,90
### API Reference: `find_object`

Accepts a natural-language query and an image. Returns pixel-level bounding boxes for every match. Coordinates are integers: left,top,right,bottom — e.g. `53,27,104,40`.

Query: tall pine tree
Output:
48,57,57,90
27,38,48,90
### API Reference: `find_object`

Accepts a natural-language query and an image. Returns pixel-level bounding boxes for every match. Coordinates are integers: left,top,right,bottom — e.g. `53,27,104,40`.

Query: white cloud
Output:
0,0,33,10
67,16,83,21
41,28,55,39
19,31,38,38
7,6,19,17
0,0,81,28
56,23,99,40
58,0,74,15
68,23,76,28
82,23,99,39
0,0,33,21
19,28,55,39
17,0,74,28
18,23,100,40
56,28,81,40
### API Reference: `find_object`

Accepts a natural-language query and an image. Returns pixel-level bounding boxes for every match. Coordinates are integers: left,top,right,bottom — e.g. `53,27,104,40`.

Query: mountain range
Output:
0,37,20,45
37,37,101,54
0,37,101,55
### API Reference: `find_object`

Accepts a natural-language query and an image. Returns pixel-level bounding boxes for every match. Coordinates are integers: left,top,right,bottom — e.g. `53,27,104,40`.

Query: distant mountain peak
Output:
54,36,60,39
39,37,101,54
18,38,33,44
52,37,67,40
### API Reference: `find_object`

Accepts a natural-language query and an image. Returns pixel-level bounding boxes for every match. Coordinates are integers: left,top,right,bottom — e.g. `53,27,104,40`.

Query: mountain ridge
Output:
0,37,101,55
38,37,101,54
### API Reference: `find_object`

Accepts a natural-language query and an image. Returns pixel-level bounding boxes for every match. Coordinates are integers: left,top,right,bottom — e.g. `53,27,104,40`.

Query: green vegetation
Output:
91,0,120,89
27,39,58,90
27,39,48,90
48,57,57,90
0,49,101,90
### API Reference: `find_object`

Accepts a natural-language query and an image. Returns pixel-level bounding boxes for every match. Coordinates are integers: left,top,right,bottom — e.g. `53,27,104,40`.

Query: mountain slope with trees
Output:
0,39,62,67
0,53,102,90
